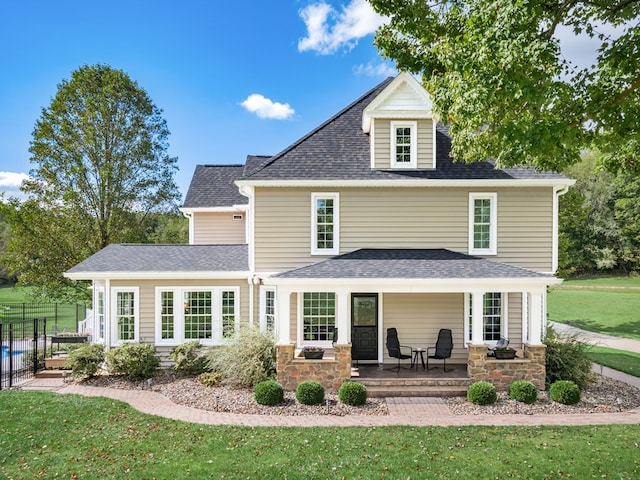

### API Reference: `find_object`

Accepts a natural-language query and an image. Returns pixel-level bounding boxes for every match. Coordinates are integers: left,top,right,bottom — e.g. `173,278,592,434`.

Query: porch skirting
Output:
467,344,546,390
276,344,352,392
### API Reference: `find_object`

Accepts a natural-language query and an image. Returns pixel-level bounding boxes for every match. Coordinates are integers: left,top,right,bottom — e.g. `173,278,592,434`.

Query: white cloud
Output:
0,171,29,200
240,94,295,120
298,0,388,55
353,61,396,77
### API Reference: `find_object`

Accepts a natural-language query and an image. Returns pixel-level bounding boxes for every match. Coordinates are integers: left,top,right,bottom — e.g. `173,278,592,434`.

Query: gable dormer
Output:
363,72,437,170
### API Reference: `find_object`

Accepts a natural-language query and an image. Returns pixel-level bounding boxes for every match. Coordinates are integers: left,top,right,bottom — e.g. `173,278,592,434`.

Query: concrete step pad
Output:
366,385,468,398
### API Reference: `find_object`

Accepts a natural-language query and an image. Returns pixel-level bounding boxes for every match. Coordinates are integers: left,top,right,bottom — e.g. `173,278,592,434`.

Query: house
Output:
66,73,573,391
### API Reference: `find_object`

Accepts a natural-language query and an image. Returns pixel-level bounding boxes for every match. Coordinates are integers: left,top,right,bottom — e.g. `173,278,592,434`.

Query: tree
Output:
370,0,640,173
2,64,180,300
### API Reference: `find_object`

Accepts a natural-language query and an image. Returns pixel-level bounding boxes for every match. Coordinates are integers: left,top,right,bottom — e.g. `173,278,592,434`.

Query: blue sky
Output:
0,1,614,201
0,0,393,200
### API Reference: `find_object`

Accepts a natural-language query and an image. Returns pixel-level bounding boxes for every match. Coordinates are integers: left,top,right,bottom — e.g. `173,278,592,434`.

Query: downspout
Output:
552,185,570,274
181,210,194,244
239,184,256,325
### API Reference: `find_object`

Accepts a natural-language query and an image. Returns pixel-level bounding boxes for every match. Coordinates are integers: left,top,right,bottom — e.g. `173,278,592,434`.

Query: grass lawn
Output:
0,285,34,302
1,391,639,479
587,346,640,378
548,277,640,340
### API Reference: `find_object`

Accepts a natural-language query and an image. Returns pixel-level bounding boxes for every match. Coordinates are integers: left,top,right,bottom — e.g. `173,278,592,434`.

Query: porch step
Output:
365,385,469,398
35,369,69,379
45,356,69,370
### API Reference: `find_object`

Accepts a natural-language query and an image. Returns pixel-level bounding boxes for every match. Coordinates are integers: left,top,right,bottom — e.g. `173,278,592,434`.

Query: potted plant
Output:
493,347,517,360
302,346,325,359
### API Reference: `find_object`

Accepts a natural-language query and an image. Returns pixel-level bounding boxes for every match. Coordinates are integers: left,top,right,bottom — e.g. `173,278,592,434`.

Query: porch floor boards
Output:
352,363,471,398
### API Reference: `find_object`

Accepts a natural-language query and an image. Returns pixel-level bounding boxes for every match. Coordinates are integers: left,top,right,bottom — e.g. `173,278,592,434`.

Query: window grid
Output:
97,290,105,340
468,293,503,342
265,289,275,331
222,290,235,339
395,126,412,163
316,198,334,250
303,292,335,342
161,291,175,340
473,198,492,249
116,291,135,341
184,291,212,340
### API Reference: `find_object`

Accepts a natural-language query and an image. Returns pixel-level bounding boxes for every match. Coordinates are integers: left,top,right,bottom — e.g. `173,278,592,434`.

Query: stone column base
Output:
276,343,352,392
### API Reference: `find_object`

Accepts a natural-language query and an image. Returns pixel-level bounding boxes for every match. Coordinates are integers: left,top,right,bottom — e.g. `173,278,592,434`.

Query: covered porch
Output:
267,249,560,392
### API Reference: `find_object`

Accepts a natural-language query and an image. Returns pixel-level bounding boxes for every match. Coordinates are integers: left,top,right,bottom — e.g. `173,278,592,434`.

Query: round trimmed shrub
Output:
549,380,581,405
508,380,538,404
338,381,367,406
295,380,325,405
254,380,285,406
467,381,498,405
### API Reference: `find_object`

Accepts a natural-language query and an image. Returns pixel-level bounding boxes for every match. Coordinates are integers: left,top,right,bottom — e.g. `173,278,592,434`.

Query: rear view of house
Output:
67,73,573,390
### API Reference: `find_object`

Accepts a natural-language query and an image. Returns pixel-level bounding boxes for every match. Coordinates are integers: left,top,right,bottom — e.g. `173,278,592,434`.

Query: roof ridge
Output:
244,77,395,177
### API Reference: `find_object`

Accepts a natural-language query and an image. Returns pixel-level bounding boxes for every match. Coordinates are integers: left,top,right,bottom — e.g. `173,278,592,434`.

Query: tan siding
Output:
507,292,523,347
382,293,467,363
192,212,246,244
290,293,298,344
373,119,433,169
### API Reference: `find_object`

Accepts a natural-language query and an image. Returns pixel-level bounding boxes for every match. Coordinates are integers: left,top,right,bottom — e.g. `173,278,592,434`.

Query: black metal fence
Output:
0,317,47,389
1,303,86,334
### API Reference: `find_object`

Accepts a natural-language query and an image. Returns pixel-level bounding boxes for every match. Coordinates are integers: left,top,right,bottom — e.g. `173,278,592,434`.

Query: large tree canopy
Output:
2,64,180,300
370,0,640,173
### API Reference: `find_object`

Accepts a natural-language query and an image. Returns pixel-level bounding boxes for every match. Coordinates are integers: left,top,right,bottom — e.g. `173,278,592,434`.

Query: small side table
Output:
412,348,426,370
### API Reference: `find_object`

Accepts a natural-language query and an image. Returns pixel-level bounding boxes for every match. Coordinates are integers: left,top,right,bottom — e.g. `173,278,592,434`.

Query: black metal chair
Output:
385,327,414,371
427,328,453,372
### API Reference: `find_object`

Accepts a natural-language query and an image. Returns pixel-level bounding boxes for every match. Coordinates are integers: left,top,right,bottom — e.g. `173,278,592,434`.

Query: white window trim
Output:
298,291,336,349
95,288,105,343
311,192,340,255
111,287,139,345
259,286,277,334
464,292,508,346
390,121,417,169
154,287,240,346
469,192,498,255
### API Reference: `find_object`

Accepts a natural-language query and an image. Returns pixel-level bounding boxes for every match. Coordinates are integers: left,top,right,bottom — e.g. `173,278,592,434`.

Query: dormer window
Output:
390,121,417,168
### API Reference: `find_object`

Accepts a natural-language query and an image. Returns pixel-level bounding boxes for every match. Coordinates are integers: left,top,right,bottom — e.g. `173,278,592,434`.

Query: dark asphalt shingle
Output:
183,165,248,208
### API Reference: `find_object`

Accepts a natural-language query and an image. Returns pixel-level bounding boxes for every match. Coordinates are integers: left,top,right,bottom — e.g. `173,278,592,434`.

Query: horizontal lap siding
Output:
507,292,523,347
110,279,250,349
382,293,466,363
373,119,433,169
193,212,246,244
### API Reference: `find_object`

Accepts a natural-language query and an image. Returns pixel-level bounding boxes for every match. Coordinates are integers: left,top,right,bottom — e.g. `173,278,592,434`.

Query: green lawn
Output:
548,277,640,340
587,346,640,377
0,285,34,302
1,390,639,479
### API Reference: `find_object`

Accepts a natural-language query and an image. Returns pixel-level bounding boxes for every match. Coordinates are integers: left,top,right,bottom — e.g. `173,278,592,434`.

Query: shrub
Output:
549,380,581,405
467,381,498,405
64,344,105,378
508,380,538,404
295,380,325,405
544,325,593,388
338,381,367,406
197,371,224,387
254,380,285,406
105,343,159,379
206,326,276,387
169,341,209,375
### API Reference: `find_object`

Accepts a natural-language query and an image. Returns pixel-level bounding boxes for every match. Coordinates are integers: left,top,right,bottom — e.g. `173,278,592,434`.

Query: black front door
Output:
351,293,378,361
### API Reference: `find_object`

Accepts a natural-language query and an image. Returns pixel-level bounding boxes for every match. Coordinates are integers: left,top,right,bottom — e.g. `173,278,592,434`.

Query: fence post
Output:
8,322,13,388
0,322,3,390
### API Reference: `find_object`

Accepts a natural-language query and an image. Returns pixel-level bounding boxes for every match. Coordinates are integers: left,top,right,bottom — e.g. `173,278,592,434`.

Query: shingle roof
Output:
183,165,248,208
241,78,567,182
66,244,249,274
273,249,554,280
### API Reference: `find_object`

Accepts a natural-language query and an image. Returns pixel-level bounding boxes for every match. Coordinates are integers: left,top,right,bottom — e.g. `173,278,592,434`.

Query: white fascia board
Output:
266,276,561,292
179,205,248,214
236,178,576,189
64,271,252,281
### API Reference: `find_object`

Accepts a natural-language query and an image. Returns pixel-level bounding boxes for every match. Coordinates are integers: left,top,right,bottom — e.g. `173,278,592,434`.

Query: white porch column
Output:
528,290,544,345
335,289,350,344
277,288,292,344
471,291,485,345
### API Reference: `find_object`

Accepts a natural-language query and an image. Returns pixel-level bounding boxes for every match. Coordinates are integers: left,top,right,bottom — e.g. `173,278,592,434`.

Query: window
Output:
390,121,417,168
302,292,335,344
469,193,497,255
155,287,239,345
260,287,276,332
465,292,506,344
96,289,105,341
112,288,139,343
311,193,339,255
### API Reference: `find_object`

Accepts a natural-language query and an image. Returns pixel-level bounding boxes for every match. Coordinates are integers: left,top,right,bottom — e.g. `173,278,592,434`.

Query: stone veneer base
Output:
276,343,352,392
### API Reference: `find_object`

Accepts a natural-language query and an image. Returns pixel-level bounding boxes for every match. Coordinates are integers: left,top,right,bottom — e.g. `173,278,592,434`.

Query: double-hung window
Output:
155,287,239,345
302,292,336,345
311,193,339,255
112,287,139,343
260,287,276,333
465,292,506,344
469,192,497,255
96,288,105,342
390,121,417,168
